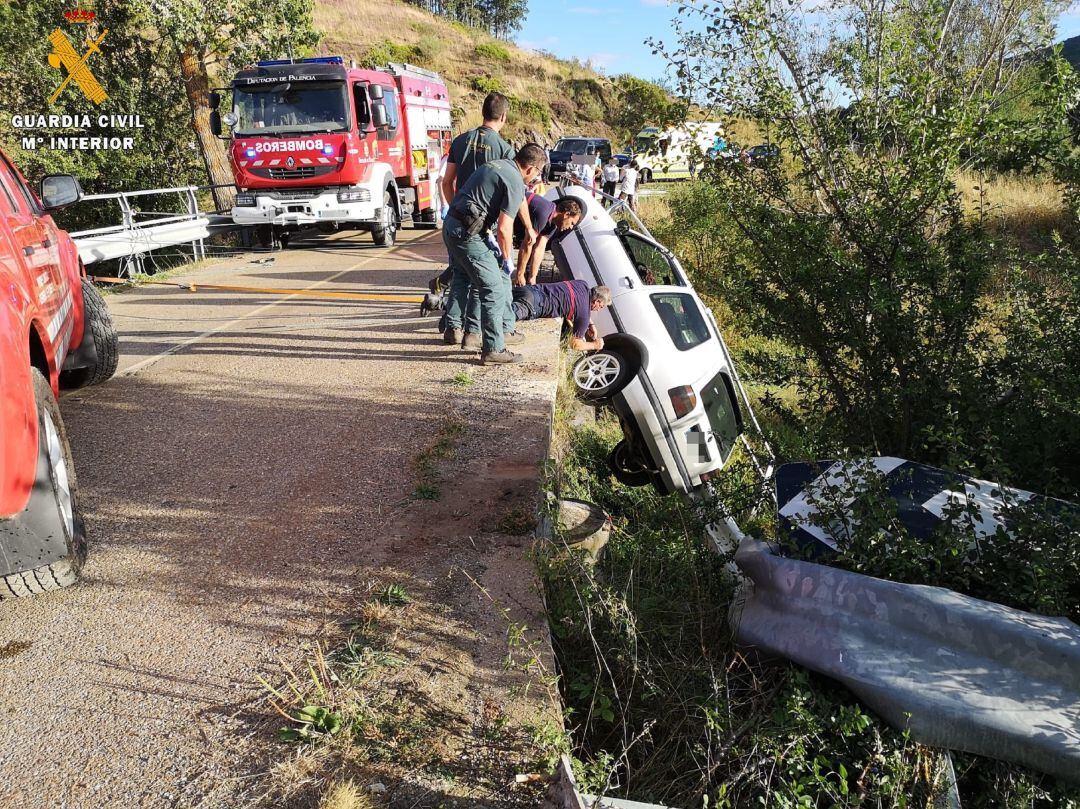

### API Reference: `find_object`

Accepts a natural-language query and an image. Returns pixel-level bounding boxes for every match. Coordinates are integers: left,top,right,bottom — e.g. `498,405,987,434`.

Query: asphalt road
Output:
0,227,561,808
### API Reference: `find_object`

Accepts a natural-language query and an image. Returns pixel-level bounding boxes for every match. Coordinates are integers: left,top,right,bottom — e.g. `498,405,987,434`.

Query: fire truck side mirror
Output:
210,110,223,137
209,92,221,110
371,103,388,129
369,84,384,100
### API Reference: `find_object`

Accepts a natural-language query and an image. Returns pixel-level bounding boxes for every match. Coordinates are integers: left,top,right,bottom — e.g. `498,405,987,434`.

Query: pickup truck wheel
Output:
572,350,632,403
0,369,86,599
372,190,398,247
60,278,119,389
608,441,653,487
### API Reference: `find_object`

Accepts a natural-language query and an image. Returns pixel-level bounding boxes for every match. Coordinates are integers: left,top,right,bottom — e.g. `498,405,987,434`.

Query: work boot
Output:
482,349,523,365
503,330,526,346
443,327,463,345
461,332,482,351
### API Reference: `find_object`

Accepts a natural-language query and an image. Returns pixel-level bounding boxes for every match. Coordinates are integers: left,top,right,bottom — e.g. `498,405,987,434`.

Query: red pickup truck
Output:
0,149,118,599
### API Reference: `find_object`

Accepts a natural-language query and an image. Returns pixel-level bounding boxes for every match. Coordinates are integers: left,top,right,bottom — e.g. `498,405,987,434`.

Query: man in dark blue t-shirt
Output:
514,196,583,286
510,279,611,351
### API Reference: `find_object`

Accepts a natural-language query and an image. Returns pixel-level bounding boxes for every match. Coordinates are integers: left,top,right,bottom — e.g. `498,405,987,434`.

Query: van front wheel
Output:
572,350,632,403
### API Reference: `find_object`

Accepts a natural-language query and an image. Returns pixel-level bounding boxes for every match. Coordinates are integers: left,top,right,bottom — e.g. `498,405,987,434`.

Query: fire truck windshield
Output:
233,81,349,136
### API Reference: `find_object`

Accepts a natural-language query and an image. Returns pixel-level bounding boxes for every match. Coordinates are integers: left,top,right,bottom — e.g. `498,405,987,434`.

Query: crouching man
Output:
443,143,546,365
511,280,611,351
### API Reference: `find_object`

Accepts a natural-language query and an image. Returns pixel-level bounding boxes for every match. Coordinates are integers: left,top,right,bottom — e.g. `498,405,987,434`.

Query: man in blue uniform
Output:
511,279,611,351
443,143,546,364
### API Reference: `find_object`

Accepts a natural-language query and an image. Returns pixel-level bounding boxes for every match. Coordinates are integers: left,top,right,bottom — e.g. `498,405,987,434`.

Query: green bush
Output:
360,40,422,69
474,41,511,63
508,95,550,126
470,74,505,94
544,416,1080,806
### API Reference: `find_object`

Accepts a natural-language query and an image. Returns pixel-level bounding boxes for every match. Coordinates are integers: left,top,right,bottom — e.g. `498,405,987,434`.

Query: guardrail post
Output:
184,187,205,262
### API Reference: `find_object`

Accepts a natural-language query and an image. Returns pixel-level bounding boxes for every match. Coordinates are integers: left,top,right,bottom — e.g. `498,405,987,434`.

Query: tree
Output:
611,74,680,146
0,0,205,229
145,0,320,211
655,0,1074,460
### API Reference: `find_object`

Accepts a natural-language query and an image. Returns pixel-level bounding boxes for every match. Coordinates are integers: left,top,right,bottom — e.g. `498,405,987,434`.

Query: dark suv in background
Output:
547,137,612,180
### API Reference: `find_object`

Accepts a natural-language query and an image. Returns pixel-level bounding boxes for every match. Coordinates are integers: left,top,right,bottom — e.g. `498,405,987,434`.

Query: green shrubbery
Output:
545,414,1080,806
360,39,425,68
469,74,505,94
474,41,511,63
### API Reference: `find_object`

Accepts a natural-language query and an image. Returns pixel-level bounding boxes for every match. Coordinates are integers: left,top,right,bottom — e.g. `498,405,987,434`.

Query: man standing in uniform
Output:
440,93,536,349
444,143,547,364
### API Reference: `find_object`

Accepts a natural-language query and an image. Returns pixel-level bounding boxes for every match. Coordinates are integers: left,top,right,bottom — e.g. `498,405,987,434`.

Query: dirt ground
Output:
0,227,563,808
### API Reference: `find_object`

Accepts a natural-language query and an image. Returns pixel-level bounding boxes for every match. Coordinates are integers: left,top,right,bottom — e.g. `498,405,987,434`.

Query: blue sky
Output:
518,1,1080,81
516,0,674,81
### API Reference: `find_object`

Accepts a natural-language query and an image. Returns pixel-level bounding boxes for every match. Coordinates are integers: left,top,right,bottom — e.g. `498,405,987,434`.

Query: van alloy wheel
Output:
574,353,622,392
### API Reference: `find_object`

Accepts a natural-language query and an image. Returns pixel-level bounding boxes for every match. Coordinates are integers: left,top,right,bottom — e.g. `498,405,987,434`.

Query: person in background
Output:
619,159,640,212
515,197,584,286
601,158,620,202
443,143,546,365
510,280,611,351
439,92,536,347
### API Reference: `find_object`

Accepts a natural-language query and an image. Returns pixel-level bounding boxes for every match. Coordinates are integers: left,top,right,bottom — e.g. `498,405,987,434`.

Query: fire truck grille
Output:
250,165,335,181
268,166,316,179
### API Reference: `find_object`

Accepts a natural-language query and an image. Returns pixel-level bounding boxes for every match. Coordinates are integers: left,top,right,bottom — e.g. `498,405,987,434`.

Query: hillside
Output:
314,0,628,146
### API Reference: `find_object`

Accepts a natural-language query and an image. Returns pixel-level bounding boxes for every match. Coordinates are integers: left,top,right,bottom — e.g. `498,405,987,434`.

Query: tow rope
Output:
91,275,424,304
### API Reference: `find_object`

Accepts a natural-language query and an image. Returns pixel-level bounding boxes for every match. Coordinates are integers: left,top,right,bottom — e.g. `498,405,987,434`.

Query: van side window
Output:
651,292,711,351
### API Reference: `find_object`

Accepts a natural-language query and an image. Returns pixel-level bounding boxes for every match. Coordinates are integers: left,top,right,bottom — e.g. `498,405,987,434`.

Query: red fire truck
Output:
212,57,453,248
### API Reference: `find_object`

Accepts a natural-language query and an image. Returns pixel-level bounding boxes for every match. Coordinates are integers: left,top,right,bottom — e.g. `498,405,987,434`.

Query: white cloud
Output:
588,52,620,69
519,35,561,52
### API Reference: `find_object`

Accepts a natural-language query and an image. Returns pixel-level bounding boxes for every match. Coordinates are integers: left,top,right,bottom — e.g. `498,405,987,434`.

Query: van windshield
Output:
233,80,349,135
554,139,593,154
701,371,742,464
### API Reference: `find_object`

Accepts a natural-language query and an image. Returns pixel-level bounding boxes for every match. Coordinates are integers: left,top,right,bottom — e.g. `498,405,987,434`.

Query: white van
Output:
548,185,745,494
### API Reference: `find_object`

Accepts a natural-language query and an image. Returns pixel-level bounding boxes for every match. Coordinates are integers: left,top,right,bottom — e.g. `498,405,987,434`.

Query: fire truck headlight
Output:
244,148,257,159
235,193,257,207
322,145,335,156
337,188,371,203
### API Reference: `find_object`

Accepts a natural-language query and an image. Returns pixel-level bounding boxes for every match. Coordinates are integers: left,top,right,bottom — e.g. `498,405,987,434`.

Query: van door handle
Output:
23,245,34,256
622,275,635,288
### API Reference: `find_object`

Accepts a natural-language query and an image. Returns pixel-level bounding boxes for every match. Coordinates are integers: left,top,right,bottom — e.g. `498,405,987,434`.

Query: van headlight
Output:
338,188,371,203
234,193,256,207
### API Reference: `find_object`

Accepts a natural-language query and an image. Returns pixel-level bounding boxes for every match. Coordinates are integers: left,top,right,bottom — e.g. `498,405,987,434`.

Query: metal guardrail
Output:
70,184,237,275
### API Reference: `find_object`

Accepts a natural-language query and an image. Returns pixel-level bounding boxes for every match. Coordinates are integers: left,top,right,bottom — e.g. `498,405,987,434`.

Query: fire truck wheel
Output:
0,369,86,599
60,278,119,389
372,189,398,247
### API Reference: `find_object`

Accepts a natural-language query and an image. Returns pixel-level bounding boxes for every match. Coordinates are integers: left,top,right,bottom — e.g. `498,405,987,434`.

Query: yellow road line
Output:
92,276,424,303
115,251,418,377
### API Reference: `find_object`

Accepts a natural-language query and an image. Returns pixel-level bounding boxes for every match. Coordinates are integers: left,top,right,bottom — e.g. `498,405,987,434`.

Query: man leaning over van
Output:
440,92,537,350
444,143,547,365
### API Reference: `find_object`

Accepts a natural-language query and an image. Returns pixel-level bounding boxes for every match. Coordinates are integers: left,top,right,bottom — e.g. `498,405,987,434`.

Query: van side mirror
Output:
615,219,630,235
371,103,388,129
40,175,82,210
209,110,222,137
209,91,221,110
